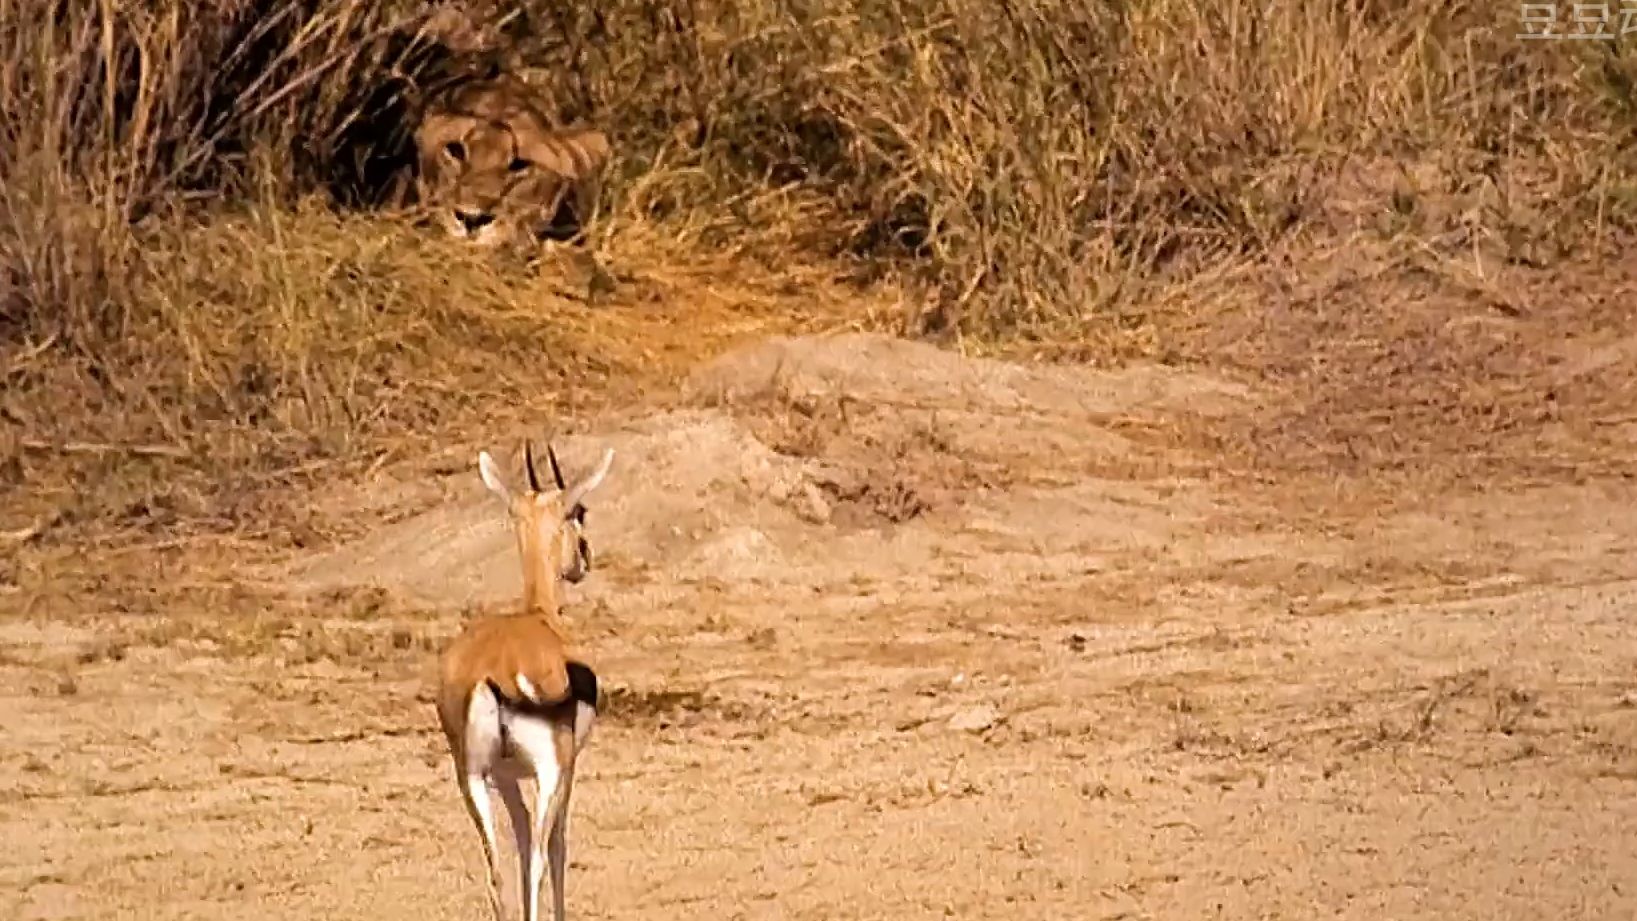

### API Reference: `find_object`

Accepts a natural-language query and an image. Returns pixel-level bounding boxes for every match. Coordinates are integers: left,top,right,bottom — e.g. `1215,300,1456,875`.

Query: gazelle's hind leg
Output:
497,772,533,921
456,770,504,921
500,711,566,921
459,685,507,921
547,763,576,921
529,666,597,921
573,698,597,752
547,695,597,921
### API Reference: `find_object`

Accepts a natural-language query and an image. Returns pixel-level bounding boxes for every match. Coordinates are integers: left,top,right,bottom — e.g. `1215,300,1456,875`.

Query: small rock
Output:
948,704,1001,733
771,473,832,525
795,482,832,524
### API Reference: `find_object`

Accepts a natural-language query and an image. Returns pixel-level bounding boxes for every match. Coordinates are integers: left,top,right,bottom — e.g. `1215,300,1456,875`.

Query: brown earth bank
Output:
5,235,1637,920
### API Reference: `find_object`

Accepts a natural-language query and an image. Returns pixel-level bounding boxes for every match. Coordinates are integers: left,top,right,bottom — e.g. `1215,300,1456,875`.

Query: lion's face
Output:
414,88,610,247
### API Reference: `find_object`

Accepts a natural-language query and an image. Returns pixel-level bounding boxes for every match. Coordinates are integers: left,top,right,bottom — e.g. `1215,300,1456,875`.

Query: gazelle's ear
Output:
561,447,615,512
478,451,512,503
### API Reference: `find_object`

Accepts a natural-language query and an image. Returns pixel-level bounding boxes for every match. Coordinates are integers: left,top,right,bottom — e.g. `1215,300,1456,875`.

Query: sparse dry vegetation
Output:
5,0,1637,545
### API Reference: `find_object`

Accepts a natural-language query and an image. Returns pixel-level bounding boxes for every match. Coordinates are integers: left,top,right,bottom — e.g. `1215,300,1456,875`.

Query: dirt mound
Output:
686,331,1250,419
284,409,821,606
687,332,1250,490
283,334,1255,609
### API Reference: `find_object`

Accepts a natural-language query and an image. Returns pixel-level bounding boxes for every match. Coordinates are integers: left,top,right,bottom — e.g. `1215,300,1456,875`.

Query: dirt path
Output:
5,334,1636,921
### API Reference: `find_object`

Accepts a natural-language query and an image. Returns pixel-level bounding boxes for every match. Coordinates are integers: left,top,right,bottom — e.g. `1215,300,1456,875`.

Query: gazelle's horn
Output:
523,439,542,492
546,443,567,490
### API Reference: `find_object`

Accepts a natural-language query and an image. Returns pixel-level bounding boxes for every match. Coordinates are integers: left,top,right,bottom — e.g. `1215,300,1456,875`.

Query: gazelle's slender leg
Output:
502,713,564,921
530,764,568,921
573,700,597,753
458,685,507,921
457,769,505,921
498,774,533,921
548,766,577,921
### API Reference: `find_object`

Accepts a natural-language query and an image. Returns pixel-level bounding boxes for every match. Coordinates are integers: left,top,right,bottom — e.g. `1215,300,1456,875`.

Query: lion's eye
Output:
508,157,530,173
444,141,466,161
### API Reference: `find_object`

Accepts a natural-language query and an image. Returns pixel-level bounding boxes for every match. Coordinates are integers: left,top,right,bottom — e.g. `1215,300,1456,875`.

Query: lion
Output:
412,72,611,247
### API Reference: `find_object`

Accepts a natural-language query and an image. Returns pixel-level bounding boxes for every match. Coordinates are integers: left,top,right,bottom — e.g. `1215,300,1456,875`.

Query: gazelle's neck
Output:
516,526,566,626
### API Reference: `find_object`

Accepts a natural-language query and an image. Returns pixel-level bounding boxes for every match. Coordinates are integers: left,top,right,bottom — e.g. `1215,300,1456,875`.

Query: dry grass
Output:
4,0,1637,548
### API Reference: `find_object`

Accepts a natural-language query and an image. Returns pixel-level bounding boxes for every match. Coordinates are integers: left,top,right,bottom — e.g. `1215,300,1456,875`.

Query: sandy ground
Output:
4,332,1636,920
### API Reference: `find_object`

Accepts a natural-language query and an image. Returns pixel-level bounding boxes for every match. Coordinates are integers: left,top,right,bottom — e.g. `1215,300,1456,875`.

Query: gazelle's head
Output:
478,440,615,588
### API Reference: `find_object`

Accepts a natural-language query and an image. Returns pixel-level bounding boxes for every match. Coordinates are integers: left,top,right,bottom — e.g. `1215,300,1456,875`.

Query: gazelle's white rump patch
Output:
516,672,539,702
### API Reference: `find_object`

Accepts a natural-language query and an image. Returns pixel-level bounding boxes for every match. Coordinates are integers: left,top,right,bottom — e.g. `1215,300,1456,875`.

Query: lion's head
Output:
413,77,611,246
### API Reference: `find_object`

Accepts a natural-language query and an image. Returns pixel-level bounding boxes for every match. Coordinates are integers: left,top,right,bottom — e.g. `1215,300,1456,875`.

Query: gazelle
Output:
435,440,616,921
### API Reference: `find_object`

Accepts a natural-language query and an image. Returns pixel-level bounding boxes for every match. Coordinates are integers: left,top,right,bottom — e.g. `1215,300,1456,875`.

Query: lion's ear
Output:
415,111,480,161
418,4,499,54
515,128,612,179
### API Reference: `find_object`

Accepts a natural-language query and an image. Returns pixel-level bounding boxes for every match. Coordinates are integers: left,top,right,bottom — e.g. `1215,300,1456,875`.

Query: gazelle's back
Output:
436,613,573,751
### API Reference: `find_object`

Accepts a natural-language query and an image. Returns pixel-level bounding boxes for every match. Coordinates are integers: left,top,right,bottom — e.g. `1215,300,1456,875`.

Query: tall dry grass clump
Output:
544,0,1637,331
3,0,1637,540
0,0,590,539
